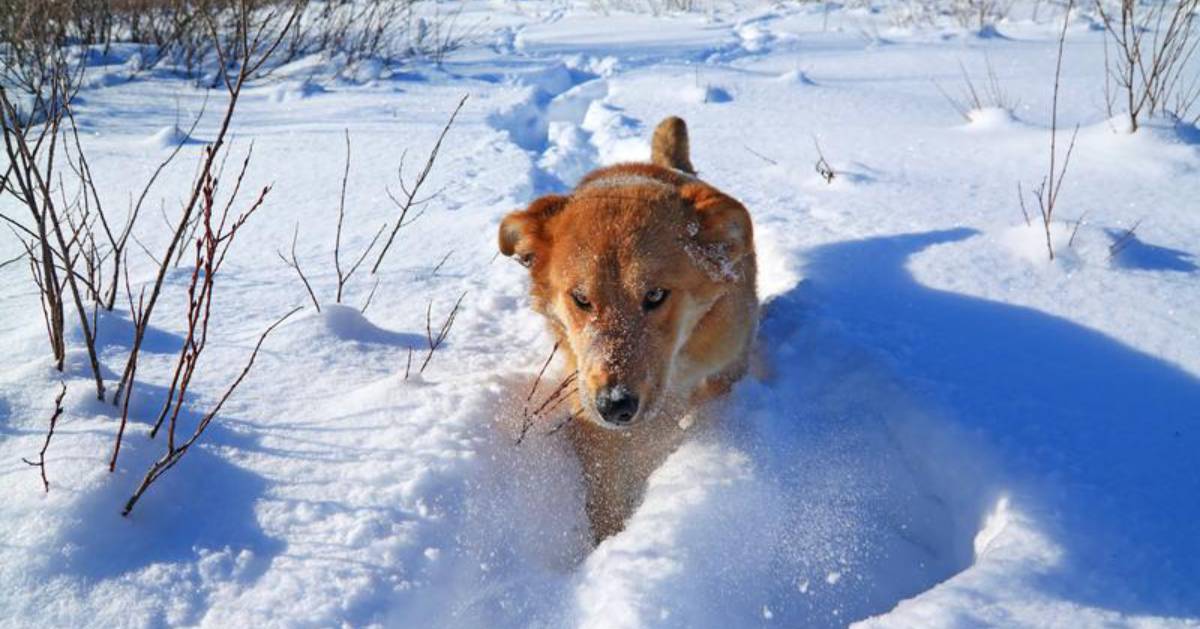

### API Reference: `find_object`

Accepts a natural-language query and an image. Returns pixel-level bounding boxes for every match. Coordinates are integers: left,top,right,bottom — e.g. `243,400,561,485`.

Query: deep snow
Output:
1,1,1199,627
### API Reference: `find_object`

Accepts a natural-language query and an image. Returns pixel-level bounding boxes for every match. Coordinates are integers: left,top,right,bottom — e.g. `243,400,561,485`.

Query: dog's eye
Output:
571,290,592,311
643,288,669,311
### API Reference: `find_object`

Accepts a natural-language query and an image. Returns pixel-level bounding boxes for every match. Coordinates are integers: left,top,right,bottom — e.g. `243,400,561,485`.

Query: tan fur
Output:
499,116,757,541
650,116,696,174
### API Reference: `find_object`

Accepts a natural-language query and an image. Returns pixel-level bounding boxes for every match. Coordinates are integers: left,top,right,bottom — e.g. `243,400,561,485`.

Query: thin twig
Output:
371,94,468,274
122,306,302,517
278,223,321,312
22,382,67,492
419,291,467,374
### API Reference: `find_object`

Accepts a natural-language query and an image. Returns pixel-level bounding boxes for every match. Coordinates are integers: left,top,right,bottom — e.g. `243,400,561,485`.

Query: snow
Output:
2,1,1199,627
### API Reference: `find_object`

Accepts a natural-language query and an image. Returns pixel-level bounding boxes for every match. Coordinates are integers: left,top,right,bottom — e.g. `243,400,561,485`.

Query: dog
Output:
498,116,758,541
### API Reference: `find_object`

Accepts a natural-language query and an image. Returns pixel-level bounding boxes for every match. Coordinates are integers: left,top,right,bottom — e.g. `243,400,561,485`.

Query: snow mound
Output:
681,83,734,104
964,107,1017,130
143,125,192,149
776,69,816,85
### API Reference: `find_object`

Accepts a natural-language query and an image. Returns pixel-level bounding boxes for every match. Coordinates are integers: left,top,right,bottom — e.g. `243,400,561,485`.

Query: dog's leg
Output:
570,425,634,542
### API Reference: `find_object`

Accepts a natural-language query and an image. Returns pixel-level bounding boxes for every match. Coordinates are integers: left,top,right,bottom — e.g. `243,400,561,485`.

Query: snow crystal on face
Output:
685,240,741,283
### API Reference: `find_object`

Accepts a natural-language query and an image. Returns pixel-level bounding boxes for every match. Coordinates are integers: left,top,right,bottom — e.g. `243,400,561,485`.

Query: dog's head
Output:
499,171,752,429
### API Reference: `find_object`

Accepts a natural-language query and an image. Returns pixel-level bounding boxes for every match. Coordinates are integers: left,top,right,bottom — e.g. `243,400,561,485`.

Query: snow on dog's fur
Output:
499,117,758,541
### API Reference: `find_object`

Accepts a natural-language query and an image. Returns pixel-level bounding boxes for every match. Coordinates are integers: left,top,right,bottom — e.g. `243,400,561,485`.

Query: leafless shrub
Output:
111,1,301,409
1019,0,1080,261
408,2,481,67
122,305,300,516
936,55,1020,120
149,162,269,446
950,0,1014,30
416,291,466,377
587,0,703,16
1097,0,1200,131
332,130,386,303
889,0,1013,31
21,382,68,492
278,129,385,311
1,78,105,399
372,93,467,274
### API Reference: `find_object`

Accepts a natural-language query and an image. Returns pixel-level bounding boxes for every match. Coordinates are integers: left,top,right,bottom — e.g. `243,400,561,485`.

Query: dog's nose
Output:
595,385,639,425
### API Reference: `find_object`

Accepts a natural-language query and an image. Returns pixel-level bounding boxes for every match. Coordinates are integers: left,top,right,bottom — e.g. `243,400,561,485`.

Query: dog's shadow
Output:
787,228,1200,620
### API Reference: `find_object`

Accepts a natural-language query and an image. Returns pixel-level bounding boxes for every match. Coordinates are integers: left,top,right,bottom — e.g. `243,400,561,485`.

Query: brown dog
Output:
499,116,758,541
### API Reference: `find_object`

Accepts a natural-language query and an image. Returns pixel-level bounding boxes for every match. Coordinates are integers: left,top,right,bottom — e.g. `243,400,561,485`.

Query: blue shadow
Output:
794,229,1200,618
1106,229,1197,273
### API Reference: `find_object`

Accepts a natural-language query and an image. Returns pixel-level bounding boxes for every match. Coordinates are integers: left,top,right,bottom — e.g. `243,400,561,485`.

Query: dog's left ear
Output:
680,183,753,267
499,194,568,268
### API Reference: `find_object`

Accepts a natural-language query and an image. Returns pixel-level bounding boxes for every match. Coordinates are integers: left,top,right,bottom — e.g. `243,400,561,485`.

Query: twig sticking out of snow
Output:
1019,0,1079,261
122,306,302,517
279,223,321,313
813,137,836,184
934,56,1020,121
516,368,580,446
743,145,778,166
371,94,468,275
526,341,561,403
416,291,467,377
1068,211,1088,249
22,382,67,493
334,129,387,304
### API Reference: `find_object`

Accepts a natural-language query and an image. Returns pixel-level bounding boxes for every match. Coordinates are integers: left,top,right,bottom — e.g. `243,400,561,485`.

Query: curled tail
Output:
651,116,696,175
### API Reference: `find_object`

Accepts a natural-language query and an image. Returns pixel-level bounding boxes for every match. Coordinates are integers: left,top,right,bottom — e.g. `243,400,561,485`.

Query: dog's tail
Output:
651,116,696,175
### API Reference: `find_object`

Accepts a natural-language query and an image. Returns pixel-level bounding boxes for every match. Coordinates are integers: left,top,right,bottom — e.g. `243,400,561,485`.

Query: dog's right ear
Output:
498,194,568,268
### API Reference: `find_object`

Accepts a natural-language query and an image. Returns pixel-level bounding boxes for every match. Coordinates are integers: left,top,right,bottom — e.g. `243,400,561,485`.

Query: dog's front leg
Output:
570,426,638,543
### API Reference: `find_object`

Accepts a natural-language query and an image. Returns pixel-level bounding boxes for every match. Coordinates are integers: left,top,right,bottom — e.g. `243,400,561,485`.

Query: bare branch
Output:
122,306,302,517
372,94,468,274
22,382,67,492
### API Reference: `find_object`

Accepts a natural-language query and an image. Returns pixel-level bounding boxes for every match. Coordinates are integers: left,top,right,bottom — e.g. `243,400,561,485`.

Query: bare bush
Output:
1019,0,1080,261
111,0,301,409
588,0,705,16
1097,0,1200,130
149,157,270,443
1,78,106,398
936,55,1020,120
951,0,1014,30
277,129,385,312
372,93,467,274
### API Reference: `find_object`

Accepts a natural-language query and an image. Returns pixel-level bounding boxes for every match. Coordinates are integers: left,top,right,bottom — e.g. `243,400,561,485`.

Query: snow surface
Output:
2,2,1199,627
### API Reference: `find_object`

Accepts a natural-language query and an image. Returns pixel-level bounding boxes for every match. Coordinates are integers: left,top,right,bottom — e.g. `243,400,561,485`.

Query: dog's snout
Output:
595,385,639,425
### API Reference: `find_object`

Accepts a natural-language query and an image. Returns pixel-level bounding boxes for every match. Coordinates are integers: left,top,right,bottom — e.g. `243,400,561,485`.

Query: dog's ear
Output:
680,183,753,270
498,194,568,268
